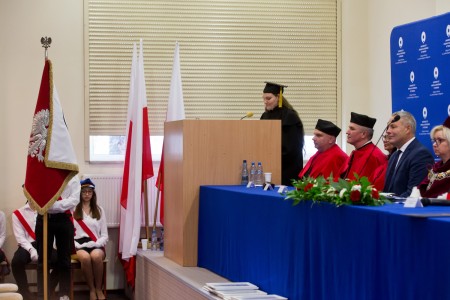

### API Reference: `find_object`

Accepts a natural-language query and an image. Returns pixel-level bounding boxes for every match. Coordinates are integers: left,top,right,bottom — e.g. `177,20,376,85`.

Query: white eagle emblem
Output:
28,109,50,162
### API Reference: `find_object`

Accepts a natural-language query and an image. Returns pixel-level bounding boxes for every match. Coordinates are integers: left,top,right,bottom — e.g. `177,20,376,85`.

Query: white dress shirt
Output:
74,206,109,248
12,204,37,252
47,176,81,214
0,211,5,248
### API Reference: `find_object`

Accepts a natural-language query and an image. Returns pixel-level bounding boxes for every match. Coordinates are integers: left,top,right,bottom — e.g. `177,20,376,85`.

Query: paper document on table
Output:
380,193,407,203
230,294,288,300
206,282,259,291
219,290,268,299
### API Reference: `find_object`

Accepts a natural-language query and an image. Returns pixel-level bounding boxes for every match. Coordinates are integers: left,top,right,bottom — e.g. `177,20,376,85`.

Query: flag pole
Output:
152,167,162,232
144,180,150,239
41,36,51,300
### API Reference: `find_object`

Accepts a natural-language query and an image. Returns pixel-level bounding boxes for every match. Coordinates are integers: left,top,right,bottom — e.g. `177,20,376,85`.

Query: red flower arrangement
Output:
286,175,388,207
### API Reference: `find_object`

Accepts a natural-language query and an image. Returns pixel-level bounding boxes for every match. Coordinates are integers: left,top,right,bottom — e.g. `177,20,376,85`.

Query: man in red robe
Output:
340,112,388,191
299,119,348,181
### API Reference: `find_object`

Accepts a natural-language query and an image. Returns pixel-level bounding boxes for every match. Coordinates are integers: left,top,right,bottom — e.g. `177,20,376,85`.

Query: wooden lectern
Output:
163,120,281,266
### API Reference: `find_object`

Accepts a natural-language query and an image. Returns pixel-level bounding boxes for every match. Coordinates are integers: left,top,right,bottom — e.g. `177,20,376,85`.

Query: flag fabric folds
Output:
156,41,185,225
119,40,154,289
24,60,79,214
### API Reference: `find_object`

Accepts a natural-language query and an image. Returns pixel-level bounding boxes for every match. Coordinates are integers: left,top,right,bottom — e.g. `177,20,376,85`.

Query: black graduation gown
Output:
261,106,304,186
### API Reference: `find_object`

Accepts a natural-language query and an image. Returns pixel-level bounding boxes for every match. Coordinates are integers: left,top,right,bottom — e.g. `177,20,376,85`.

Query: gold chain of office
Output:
426,169,450,190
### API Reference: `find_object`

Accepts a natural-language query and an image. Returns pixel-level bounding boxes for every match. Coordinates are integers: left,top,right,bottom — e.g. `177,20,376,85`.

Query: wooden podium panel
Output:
164,120,281,266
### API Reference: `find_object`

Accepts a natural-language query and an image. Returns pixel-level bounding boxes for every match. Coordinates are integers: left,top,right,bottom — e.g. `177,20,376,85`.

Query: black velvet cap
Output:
350,112,376,129
315,119,341,137
444,116,450,129
263,82,287,94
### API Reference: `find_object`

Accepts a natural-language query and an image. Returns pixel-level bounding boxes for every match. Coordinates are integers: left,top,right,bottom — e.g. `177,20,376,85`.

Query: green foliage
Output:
286,175,390,207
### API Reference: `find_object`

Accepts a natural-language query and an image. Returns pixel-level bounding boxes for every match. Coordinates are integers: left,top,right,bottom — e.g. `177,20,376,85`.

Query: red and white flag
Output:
119,40,154,288
23,60,79,214
156,41,185,225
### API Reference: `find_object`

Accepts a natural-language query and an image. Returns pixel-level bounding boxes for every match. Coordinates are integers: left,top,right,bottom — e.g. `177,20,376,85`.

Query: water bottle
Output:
159,228,164,251
249,162,256,183
241,160,249,185
255,162,263,186
151,229,158,250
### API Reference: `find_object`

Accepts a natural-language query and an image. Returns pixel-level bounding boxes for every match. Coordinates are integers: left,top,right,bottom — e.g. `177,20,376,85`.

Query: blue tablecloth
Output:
198,185,450,300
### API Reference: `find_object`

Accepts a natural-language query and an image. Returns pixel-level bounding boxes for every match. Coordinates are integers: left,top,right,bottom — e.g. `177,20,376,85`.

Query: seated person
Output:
73,178,108,300
382,134,397,160
299,119,348,181
340,112,387,190
11,202,58,300
384,111,434,197
418,117,450,198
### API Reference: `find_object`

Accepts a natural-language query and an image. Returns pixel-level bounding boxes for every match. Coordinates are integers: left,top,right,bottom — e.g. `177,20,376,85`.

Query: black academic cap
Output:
263,82,287,94
263,82,288,107
315,119,341,137
443,116,450,129
350,112,376,129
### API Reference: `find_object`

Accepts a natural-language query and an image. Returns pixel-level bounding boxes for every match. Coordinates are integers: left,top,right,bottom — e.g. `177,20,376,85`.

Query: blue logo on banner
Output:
391,12,450,155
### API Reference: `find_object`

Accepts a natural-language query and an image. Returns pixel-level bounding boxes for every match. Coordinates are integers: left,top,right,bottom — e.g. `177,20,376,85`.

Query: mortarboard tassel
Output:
278,87,283,107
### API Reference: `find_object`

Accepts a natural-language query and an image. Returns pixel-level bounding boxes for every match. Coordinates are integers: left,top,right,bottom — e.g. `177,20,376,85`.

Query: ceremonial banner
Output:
24,60,79,214
156,42,186,225
390,12,450,158
119,40,154,288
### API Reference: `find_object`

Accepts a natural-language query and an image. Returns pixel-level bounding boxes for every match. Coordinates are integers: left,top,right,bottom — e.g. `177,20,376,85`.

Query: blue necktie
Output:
385,150,402,192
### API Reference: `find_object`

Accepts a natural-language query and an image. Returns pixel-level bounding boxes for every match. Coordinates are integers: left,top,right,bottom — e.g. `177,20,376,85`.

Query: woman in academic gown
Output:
260,82,304,186
418,117,450,198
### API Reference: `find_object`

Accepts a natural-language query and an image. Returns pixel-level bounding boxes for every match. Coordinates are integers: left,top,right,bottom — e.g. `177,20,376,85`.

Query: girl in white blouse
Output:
73,178,108,300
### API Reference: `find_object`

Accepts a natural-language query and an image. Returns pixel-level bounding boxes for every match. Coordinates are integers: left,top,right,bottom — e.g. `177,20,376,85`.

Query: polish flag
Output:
24,60,79,214
156,41,185,225
119,40,154,288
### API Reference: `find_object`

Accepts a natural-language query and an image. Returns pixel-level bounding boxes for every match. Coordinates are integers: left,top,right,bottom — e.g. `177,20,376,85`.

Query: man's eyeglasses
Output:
431,138,446,146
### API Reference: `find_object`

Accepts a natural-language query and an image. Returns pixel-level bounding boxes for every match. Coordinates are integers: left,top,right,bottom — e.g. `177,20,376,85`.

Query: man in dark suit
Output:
383,111,434,197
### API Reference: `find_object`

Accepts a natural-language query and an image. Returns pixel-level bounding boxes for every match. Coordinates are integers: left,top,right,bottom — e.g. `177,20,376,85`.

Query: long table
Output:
198,185,450,300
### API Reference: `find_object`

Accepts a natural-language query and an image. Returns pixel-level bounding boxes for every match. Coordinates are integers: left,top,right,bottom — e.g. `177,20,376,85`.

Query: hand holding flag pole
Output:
25,38,79,300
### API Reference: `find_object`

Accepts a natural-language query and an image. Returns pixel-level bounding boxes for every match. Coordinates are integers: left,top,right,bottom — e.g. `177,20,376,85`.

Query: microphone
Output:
358,114,401,177
421,198,450,206
240,112,254,120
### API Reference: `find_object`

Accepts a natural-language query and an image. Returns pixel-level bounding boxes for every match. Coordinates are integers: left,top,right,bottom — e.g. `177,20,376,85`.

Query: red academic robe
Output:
418,160,450,198
341,143,388,191
299,144,348,181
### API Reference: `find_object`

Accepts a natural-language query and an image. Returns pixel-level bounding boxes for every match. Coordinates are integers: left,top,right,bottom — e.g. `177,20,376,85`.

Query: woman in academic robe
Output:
260,82,304,186
418,117,450,198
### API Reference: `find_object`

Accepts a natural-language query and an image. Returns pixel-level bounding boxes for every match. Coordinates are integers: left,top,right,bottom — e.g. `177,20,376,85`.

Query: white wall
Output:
0,0,126,289
340,0,437,151
0,0,446,289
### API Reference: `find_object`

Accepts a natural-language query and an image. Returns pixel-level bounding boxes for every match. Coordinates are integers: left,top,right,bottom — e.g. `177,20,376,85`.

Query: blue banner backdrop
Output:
390,12,450,159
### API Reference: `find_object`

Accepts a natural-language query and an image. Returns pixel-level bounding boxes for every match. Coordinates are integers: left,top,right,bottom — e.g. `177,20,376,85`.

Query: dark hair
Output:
73,189,101,220
279,96,299,117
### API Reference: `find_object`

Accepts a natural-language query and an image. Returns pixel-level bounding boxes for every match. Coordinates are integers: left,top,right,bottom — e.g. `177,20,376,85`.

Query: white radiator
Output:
82,174,161,228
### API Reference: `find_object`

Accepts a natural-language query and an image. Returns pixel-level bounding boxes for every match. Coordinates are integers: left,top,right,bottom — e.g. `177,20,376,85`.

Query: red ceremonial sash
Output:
75,219,98,242
13,210,36,241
